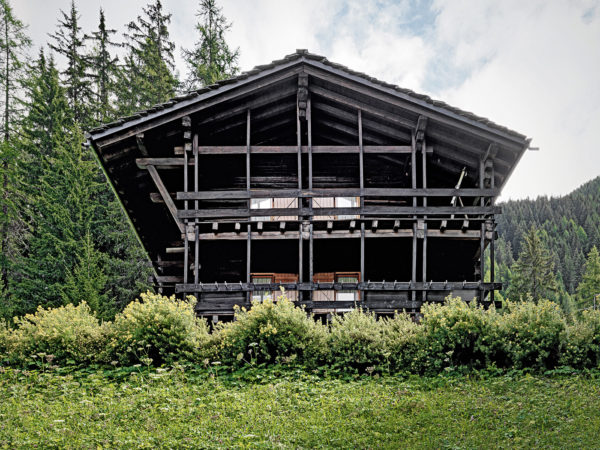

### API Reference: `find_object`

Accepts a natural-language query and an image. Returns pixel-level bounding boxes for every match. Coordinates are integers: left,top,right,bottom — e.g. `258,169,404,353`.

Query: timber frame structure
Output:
87,50,530,319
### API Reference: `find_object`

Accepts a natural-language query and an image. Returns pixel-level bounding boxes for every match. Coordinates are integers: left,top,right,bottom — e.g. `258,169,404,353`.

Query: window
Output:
250,198,298,221
250,198,271,222
336,197,359,220
336,272,360,301
312,197,360,220
251,274,273,302
312,272,360,302
251,273,299,301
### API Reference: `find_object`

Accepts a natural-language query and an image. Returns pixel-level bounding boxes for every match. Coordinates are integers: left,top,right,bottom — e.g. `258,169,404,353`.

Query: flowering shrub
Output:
327,308,389,373
561,310,600,369
104,292,209,366
5,302,106,366
495,300,566,369
215,291,328,367
417,298,493,373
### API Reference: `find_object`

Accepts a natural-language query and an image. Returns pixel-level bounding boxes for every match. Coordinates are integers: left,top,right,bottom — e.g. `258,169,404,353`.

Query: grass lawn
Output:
0,367,599,448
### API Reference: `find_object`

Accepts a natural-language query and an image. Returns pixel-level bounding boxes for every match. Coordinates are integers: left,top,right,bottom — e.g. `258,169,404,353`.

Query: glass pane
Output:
251,198,272,209
336,197,359,219
337,275,358,301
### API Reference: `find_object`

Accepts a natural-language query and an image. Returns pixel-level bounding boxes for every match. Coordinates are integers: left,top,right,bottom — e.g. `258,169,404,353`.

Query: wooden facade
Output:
87,50,530,318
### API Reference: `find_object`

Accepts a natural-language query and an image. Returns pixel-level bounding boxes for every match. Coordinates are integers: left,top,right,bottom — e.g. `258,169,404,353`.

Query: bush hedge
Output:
1,291,599,374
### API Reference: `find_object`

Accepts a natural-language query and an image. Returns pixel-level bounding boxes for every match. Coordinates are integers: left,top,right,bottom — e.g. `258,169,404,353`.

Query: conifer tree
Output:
86,8,119,124
576,246,600,310
11,51,102,313
48,0,91,126
0,0,30,309
506,226,558,303
182,0,239,90
116,0,178,115
61,231,107,315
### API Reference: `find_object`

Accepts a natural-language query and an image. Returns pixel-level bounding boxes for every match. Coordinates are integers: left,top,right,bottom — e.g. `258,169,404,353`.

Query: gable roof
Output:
88,49,527,146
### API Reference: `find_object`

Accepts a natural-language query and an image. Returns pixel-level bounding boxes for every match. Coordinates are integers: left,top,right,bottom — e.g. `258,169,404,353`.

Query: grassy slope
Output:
0,369,599,448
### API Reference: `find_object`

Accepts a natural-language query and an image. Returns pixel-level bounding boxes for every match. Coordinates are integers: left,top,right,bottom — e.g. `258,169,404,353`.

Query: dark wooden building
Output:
87,50,530,319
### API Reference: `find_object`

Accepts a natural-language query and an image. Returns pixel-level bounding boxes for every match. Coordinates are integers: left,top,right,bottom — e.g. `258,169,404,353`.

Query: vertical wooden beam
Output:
193,133,199,300
246,110,251,302
307,97,313,300
182,118,190,285
309,223,314,293
308,97,313,190
360,222,365,290
480,222,485,304
422,138,427,304
297,100,303,297
358,110,365,304
411,131,417,305
490,221,495,305
358,110,364,191
183,231,189,285
479,158,485,207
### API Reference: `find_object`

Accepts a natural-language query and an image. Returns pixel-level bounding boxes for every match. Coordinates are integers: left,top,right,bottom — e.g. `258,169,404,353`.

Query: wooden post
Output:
422,139,427,303
358,110,364,191
193,133,199,300
246,110,251,302
183,117,190,285
480,222,485,304
411,131,417,306
358,110,365,303
490,221,495,304
360,222,365,289
297,100,303,298
307,97,313,300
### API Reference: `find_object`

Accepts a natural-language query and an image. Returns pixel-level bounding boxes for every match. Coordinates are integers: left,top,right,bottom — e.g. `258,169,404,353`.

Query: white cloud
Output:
435,0,600,199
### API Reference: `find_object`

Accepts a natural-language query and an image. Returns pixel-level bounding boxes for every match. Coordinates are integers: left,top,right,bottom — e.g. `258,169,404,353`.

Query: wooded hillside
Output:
495,176,600,306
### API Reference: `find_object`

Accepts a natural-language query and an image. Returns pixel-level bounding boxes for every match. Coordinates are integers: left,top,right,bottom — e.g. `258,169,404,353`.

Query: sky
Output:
13,0,600,201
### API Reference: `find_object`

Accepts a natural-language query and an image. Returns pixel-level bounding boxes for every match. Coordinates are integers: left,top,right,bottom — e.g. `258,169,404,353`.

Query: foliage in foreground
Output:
1,292,600,374
0,368,599,448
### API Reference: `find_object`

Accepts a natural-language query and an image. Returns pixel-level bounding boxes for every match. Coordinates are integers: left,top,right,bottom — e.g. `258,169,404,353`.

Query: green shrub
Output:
6,302,106,366
327,308,389,373
561,310,600,369
495,300,566,369
104,292,209,366
417,298,493,373
381,313,422,373
216,292,328,367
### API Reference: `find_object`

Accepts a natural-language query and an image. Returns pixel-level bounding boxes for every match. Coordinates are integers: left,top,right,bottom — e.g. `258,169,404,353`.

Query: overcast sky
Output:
13,0,600,201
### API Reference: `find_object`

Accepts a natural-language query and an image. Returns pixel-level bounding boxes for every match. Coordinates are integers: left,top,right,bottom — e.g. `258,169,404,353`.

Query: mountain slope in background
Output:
496,176,600,294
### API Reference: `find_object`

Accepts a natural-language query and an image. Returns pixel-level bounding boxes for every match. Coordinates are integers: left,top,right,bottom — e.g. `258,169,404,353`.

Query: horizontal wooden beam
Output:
189,228,480,241
176,281,502,293
177,187,500,200
178,205,501,219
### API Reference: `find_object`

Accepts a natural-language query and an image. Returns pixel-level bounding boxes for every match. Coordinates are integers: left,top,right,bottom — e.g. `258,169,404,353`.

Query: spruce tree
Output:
0,0,30,310
48,0,91,126
576,246,600,310
116,0,178,115
12,52,102,313
182,0,239,90
86,8,119,124
61,231,107,315
506,226,558,303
